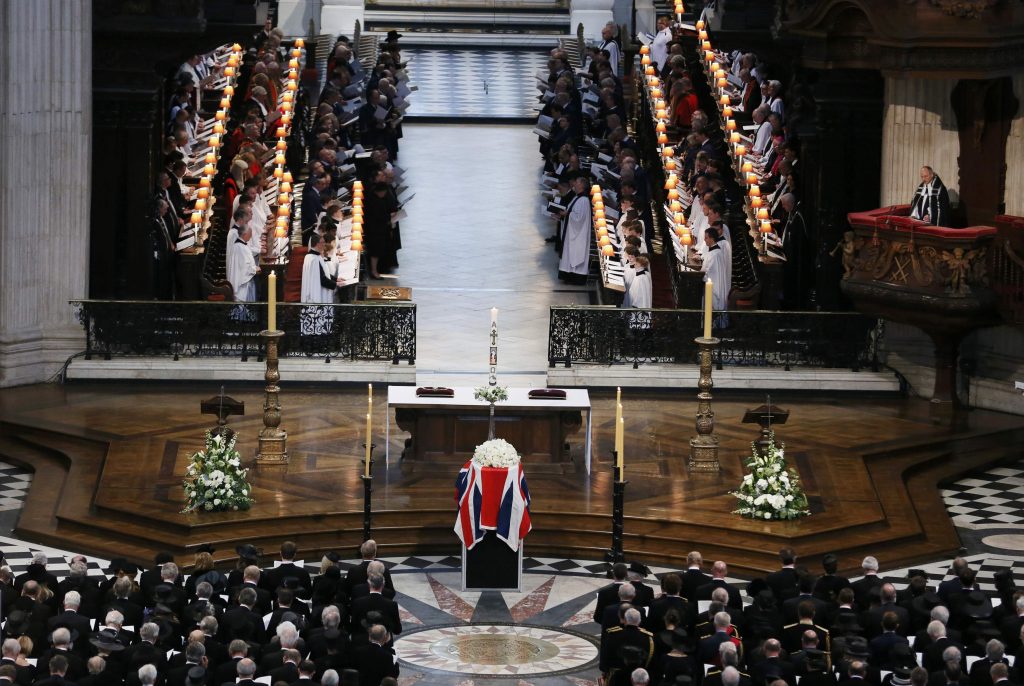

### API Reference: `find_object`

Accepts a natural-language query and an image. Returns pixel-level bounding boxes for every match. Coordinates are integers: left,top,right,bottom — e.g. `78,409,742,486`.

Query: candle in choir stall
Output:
703,280,713,339
364,413,372,477
491,307,498,325
268,271,277,331
616,417,625,477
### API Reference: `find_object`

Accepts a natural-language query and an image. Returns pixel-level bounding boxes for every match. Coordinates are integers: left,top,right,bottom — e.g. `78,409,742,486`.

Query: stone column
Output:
321,0,364,39
0,0,91,387
571,0,614,42
278,0,321,37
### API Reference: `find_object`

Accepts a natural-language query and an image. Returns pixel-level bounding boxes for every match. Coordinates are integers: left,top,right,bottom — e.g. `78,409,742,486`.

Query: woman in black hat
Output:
364,180,398,279
658,626,695,686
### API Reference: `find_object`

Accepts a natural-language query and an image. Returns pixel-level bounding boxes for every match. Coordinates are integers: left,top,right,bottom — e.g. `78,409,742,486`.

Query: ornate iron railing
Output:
71,300,416,364
548,306,880,371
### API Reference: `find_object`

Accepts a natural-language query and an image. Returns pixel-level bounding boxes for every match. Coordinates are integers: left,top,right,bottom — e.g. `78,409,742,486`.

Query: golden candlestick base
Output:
257,330,289,464
689,336,721,472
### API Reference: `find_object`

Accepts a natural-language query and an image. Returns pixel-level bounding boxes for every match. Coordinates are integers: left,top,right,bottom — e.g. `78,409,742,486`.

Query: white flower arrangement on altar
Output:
730,434,810,520
182,431,254,513
473,385,509,404
471,438,521,468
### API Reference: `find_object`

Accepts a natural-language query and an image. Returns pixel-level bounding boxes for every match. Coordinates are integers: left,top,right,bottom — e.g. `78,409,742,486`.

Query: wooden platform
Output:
1,383,1022,577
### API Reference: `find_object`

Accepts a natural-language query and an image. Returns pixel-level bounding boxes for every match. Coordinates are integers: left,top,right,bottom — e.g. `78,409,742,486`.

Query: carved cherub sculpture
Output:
941,247,977,295
830,230,858,279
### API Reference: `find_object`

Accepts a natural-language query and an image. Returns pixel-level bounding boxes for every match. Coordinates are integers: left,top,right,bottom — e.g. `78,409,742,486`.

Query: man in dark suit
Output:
990,663,1015,686
627,563,655,608
766,549,800,603
700,612,743,668
863,584,912,639
814,554,850,604
968,639,1010,686
291,659,319,685
213,640,249,686
923,621,962,674
344,540,395,597
54,561,100,622
750,638,796,686
348,561,396,602
645,574,690,634
14,553,59,595
697,562,743,611
139,552,175,602
265,588,310,637
784,575,833,626
261,541,312,600
593,563,629,624
47,591,94,658
219,588,264,645
850,557,884,611
34,628,86,682
164,641,209,686
680,552,712,602
267,648,301,684
0,638,33,686
351,625,399,686
98,577,144,632
782,601,832,656
837,660,871,686
870,612,911,668
230,567,272,616
225,657,259,686
33,654,77,686
1000,597,1024,652
349,575,402,639
13,580,53,648
124,622,168,675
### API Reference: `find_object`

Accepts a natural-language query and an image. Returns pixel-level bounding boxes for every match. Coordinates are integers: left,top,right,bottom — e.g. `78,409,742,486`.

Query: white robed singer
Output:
558,177,592,281
227,224,258,302
628,265,653,309
702,229,730,312
300,234,337,335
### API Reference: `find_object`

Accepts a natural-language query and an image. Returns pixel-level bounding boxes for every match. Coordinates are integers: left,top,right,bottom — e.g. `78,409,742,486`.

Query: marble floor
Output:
403,49,549,120
384,122,589,386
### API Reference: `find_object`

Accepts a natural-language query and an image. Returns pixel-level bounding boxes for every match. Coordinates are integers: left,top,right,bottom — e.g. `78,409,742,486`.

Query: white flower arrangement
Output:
182,431,255,513
471,438,521,468
730,433,810,521
474,385,509,404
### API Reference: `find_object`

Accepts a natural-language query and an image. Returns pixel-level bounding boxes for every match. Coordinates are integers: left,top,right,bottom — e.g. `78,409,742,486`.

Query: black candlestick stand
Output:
361,443,375,541
606,451,627,570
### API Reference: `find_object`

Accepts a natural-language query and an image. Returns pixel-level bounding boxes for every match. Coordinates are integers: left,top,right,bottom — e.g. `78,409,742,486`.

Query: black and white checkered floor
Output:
0,456,1021,591
403,48,548,119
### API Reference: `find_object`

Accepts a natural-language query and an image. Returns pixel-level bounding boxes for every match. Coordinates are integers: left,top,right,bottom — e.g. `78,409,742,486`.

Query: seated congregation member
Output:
226,219,259,303
262,541,313,600
601,608,655,683
348,575,402,640
352,624,399,685
364,182,399,280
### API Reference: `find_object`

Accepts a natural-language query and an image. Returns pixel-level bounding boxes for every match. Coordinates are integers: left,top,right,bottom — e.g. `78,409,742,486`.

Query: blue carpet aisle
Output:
0,457,1022,684
402,48,549,120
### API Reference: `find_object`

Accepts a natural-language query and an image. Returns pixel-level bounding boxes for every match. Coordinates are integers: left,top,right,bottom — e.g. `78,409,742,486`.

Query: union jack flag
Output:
454,462,532,552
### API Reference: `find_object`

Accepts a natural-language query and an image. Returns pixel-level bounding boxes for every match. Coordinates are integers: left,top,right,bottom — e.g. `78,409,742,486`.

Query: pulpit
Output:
454,460,532,591
843,206,999,406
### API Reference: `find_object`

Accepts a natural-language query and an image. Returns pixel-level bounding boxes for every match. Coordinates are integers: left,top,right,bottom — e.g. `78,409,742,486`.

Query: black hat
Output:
628,561,651,578
325,551,341,563
890,643,917,669
832,612,863,636
659,627,690,651
822,553,838,569
154,551,174,564
962,590,993,619
196,543,215,554
746,578,769,598
845,636,870,658
755,589,776,609
153,583,177,600
89,628,126,652
105,558,127,574
385,30,403,42
235,544,259,560
892,665,914,684
994,569,1015,591
911,591,943,618
185,666,207,686
908,568,927,579
3,610,30,637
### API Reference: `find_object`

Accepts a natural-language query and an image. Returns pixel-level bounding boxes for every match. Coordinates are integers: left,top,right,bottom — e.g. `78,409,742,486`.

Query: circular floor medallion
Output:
396,623,599,677
981,534,1024,551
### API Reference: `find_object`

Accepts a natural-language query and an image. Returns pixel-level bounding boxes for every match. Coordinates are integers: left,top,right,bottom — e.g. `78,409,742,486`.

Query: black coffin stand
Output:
462,531,523,591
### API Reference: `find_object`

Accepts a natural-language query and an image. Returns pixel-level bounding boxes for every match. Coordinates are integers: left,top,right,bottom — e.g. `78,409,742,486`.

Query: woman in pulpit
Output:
364,182,397,280
909,165,951,226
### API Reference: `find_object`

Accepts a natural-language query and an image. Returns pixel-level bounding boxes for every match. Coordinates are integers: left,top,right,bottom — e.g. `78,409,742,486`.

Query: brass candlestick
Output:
689,336,720,472
256,329,288,464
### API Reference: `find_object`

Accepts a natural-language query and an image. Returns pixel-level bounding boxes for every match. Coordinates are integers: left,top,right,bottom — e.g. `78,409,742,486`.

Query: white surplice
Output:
226,237,258,302
301,251,335,304
650,26,672,71
702,244,730,311
627,268,652,309
559,194,592,276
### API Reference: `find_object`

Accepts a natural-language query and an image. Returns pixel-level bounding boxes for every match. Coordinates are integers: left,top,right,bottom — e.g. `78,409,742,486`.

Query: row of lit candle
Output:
188,42,246,235
268,40,307,247
591,184,616,258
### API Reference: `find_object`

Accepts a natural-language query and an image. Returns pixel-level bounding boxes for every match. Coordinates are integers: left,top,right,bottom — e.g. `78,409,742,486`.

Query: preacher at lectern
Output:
909,165,951,226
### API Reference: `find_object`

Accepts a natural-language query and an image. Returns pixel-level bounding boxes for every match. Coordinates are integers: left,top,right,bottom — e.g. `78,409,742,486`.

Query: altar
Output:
386,387,593,472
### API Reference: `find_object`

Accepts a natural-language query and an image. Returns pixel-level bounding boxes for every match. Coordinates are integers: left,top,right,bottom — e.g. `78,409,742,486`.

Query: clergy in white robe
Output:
752,106,773,155
227,224,258,302
600,22,621,76
558,177,592,284
649,16,672,72
702,228,730,312
301,234,338,304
